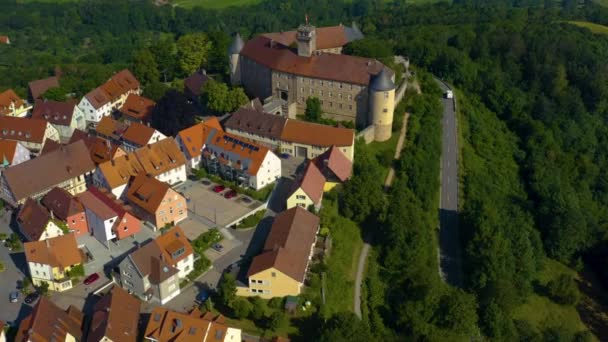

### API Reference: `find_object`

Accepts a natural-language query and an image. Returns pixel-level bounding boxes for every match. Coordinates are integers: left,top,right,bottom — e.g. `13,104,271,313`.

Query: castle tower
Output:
369,68,396,142
228,33,244,86
296,23,316,57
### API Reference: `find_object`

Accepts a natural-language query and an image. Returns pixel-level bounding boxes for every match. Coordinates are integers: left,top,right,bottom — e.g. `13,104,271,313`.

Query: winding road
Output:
435,79,464,288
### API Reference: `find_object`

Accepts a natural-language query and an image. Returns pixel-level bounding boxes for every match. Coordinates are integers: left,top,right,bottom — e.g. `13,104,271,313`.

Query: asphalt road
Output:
435,78,464,287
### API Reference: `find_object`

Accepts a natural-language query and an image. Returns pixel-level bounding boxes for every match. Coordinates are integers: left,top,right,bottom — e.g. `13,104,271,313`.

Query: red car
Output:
213,185,226,193
224,190,237,199
83,273,99,285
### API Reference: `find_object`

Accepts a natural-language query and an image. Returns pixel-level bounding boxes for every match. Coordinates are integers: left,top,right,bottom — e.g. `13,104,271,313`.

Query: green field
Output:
567,21,608,35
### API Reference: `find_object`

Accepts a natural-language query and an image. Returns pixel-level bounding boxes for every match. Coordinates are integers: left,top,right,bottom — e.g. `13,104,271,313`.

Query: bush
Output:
186,256,212,282
248,296,267,321
232,297,253,319
66,264,85,278
266,311,288,332
268,297,284,310
236,210,266,229
547,274,580,305
6,233,22,251
191,229,222,254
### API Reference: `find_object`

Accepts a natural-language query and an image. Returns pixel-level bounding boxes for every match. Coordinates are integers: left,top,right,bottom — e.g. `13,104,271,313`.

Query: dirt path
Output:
354,113,410,318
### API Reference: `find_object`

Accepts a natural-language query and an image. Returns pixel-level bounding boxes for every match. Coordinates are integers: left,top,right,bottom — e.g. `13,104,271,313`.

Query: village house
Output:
96,116,166,152
32,99,86,140
77,186,141,246
94,138,187,197
312,145,353,191
69,129,127,165
78,69,140,125
119,93,156,123
41,187,89,238
28,76,60,100
238,207,319,298
24,233,83,292
144,307,241,342
87,286,141,342
175,117,223,169
0,89,31,117
286,161,325,210
183,69,210,105
0,140,95,207
15,297,84,342
224,107,355,161
0,116,59,154
0,140,30,170
0,36,10,45
17,198,66,241
125,174,187,229
117,226,193,304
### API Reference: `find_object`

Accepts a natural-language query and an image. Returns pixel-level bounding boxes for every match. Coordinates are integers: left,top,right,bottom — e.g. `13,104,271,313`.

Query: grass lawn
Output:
365,130,400,178
566,21,608,35
512,259,594,339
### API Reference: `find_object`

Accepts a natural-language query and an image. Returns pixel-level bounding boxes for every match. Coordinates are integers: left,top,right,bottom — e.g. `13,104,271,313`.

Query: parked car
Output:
24,292,40,305
213,185,226,193
212,243,224,252
201,179,212,186
280,153,291,159
195,290,210,304
84,273,100,285
224,190,237,199
9,291,19,303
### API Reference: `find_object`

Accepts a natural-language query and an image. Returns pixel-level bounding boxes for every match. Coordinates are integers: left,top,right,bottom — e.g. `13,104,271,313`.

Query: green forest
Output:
3,0,608,340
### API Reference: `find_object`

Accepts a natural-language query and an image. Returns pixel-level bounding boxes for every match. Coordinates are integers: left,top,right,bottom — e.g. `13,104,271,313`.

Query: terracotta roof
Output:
248,207,319,282
176,119,223,160
89,137,125,164
280,119,354,147
119,94,155,122
128,240,178,285
0,89,25,116
28,76,60,99
0,36,9,44
240,35,387,85
97,153,144,188
17,198,51,241
0,140,18,164
96,116,124,138
155,226,194,266
39,139,61,155
291,161,325,205
224,108,287,140
84,69,139,109
88,286,141,342
313,145,352,182
41,187,84,221
184,70,210,97
78,187,129,220
0,116,49,144
262,25,352,50
126,173,173,215
32,99,77,126
2,140,94,202
133,138,186,177
24,234,81,268
15,297,83,342
69,129,93,146
204,129,271,176
145,307,235,342
122,122,158,146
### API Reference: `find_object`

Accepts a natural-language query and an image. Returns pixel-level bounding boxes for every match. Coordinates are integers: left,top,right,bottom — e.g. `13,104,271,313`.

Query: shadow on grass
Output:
574,266,608,341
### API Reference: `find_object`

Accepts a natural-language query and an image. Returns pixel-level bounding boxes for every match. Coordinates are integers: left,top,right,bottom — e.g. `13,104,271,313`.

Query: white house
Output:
32,100,86,140
120,122,167,153
175,117,223,170
78,69,140,125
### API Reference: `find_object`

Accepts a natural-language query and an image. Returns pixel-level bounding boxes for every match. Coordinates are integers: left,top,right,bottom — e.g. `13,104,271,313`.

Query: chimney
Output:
50,210,54,220
66,166,72,173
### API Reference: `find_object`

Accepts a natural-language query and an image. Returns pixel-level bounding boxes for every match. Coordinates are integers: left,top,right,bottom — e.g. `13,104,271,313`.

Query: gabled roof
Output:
204,129,272,176
290,161,325,205
248,207,319,282
41,187,84,220
39,138,61,155
119,94,155,122
84,69,139,109
2,140,95,202
280,119,354,147
0,116,49,144
126,173,174,215
32,99,77,126
224,108,287,140
78,187,128,220
28,76,60,100
128,240,178,285
145,307,237,342
0,36,9,44
240,35,387,85
0,140,18,164
313,145,352,182
24,233,81,268
261,24,360,51
155,226,193,266
0,89,25,115
176,119,223,159
184,70,210,97
15,297,83,342
88,286,141,342
96,116,124,138
134,138,186,177
17,198,52,241
122,122,159,146
97,154,145,189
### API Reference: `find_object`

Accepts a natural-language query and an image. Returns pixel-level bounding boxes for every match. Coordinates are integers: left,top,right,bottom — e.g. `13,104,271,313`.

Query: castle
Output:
228,22,396,142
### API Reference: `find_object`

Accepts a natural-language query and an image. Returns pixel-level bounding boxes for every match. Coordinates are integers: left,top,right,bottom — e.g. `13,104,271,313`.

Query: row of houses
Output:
13,285,244,342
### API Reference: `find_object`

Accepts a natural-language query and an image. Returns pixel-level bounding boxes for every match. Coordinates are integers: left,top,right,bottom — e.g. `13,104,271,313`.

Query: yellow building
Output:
24,234,83,292
238,207,319,299
286,162,325,211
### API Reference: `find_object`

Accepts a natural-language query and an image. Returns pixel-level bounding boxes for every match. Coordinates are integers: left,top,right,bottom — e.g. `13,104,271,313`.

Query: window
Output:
384,91,389,99
271,272,276,278
296,195,306,200
329,92,332,98
383,108,388,113
123,226,128,231
339,104,343,109
348,94,352,100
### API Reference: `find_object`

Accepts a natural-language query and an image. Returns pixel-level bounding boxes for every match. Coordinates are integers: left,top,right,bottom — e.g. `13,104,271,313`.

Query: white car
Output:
445,90,453,99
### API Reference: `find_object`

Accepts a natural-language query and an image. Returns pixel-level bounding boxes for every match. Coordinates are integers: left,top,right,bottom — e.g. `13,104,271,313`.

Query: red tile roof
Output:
32,99,77,126
248,207,319,282
24,234,82,268
144,307,234,342
84,69,140,109
119,94,155,122
126,173,172,215
122,122,157,146
0,116,49,144
184,70,210,97
41,187,85,221
176,119,223,160
15,298,83,342
204,129,271,176
17,198,51,241
88,286,141,342
240,35,386,85
280,119,354,147
28,76,60,100
0,36,9,44
313,145,352,182
290,161,325,205
262,25,351,50
0,89,26,116
0,140,18,164
155,226,193,266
